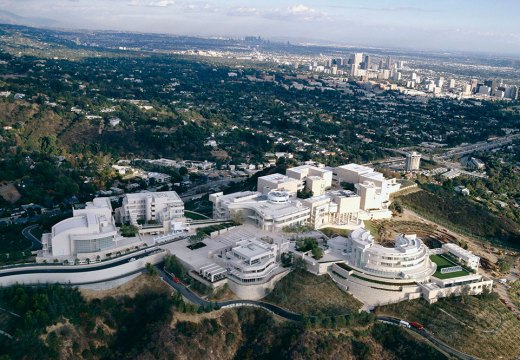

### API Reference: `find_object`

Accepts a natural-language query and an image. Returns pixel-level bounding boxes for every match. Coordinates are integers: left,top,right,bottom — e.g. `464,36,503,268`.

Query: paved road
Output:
158,266,475,360
377,316,478,360
21,224,42,250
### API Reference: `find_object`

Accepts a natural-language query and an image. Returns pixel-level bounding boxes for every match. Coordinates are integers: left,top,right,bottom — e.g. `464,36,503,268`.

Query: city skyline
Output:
1,0,520,55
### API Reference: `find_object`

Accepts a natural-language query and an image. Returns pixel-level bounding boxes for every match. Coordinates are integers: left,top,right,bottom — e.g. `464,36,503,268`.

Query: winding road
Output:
21,224,42,250
158,266,478,360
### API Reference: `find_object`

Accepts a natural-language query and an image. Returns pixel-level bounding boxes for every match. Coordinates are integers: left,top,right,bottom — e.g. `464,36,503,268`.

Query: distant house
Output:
454,185,470,196
109,117,121,127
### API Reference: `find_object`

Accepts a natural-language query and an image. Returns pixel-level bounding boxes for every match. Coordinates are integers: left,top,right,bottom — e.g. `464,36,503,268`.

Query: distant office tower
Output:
331,65,338,75
363,55,372,70
351,63,359,76
411,72,417,81
385,56,391,69
436,76,444,88
484,80,496,96
479,85,491,95
405,152,421,172
505,85,519,100
449,79,456,89
470,79,478,93
351,53,363,67
463,84,472,95
398,61,405,69
392,71,402,81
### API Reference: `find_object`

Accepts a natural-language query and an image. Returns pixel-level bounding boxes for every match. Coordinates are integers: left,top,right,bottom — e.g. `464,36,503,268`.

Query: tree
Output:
145,262,158,276
497,258,512,273
311,246,324,260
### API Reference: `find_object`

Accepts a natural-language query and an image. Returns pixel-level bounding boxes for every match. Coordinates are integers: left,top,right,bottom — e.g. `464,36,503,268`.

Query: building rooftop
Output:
232,239,273,259
125,191,182,202
336,163,373,174
258,173,299,184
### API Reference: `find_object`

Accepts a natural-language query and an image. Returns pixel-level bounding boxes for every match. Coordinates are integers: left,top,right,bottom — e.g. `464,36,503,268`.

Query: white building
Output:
209,190,310,232
116,191,184,230
328,228,492,305
42,198,117,258
335,164,374,184
40,198,144,261
329,228,435,281
220,238,280,284
442,243,480,270
257,173,300,197
405,152,421,171
286,164,333,196
301,190,361,229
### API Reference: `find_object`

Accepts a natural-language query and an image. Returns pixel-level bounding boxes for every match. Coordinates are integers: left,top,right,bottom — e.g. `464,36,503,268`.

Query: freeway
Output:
158,266,477,360
436,133,520,160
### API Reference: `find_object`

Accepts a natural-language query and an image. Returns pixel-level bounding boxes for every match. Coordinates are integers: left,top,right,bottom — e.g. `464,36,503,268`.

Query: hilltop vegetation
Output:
0,276,448,360
376,293,520,359
399,186,520,248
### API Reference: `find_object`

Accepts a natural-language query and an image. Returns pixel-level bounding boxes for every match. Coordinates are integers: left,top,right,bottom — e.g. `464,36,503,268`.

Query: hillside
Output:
0,275,447,360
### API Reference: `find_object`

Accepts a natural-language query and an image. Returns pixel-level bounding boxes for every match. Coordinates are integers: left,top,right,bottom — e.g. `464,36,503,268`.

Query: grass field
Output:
264,270,362,316
430,255,470,279
376,295,520,359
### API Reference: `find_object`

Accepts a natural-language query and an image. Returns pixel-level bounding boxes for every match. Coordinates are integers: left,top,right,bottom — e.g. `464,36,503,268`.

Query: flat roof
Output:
125,191,181,201
233,239,272,259
336,163,374,174
258,173,299,184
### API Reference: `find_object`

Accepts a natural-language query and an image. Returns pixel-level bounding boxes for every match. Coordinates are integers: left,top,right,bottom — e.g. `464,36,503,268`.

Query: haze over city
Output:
1,0,520,54
0,1,520,359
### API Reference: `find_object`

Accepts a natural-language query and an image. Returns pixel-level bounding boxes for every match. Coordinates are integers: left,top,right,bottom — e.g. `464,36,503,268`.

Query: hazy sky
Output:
1,0,520,55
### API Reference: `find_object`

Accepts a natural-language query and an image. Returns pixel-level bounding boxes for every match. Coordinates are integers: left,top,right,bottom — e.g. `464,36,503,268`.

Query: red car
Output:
410,322,424,330
173,276,180,284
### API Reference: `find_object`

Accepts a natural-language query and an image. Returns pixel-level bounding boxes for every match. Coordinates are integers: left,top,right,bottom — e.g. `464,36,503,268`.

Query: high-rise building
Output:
505,85,518,100
385,56,391,69
484,80,496,96
364,55,372,70
436,76,444,88
449,79,456,89
470,79,478,93
351,53,363,67
405,152,421,172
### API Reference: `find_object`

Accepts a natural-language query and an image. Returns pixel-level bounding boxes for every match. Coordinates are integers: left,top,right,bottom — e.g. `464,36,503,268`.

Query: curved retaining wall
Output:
0,252,165,287
329,270,421,307
227,269,290,300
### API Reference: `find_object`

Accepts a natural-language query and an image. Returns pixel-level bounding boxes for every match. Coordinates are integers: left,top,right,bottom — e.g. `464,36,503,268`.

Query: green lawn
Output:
430,255,470,279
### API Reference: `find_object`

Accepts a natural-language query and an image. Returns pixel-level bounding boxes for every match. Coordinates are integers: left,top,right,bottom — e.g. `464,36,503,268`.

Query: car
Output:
173,276,180,284
410,322,424,330
128,257,136,262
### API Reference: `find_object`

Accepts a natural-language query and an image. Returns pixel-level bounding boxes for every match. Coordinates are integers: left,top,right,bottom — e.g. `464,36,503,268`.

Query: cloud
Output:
328,5,440,14
227,6,259,17
228,4,326,21
265,4,327,21
147,0,174,7
183,2,218,13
